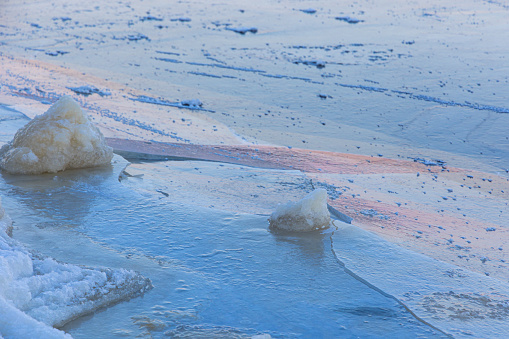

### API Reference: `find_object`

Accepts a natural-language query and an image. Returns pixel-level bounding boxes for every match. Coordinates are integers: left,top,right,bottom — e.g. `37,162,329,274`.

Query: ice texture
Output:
0,96,113,174
0,198,152,338
269,189,331,232
0,198,12,237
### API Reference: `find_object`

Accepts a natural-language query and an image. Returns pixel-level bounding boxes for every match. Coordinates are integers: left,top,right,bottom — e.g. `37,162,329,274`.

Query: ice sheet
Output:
332,224,509,338
0,156,447,338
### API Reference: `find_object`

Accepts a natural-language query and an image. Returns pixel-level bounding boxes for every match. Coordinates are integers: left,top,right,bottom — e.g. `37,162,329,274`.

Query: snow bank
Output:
0,96,113,174
269,189,331,232
0,198,152,338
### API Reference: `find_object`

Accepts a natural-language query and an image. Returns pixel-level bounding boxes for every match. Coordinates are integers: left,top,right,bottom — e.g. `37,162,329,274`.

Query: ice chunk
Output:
269,189,331,232
0,96,113,174
0,198,152,337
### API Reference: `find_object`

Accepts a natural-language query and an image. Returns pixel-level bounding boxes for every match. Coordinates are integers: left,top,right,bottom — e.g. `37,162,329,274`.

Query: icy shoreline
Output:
1,0,509,335
0,197,152,337
1,102,508,336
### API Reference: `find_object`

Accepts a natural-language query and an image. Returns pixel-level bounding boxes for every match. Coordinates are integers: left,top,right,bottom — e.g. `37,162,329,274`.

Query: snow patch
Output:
0,198,152,338
269,189,331,232
0,96,113,174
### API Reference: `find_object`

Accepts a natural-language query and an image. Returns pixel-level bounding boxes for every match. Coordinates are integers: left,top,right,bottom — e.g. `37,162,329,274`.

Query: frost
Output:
0,96,113,174
269,189,331,232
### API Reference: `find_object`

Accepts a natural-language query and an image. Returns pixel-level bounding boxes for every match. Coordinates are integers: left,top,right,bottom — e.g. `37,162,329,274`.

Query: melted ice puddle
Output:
1,156,446,338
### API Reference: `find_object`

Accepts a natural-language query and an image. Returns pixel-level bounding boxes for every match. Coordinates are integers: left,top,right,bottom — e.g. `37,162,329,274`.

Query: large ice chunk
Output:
269,189,331,232
0,96,113,174
0,198,152,338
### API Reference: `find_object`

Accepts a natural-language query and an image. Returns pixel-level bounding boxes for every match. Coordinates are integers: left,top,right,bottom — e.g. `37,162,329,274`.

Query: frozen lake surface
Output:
0,156,448,338
1,0,509,337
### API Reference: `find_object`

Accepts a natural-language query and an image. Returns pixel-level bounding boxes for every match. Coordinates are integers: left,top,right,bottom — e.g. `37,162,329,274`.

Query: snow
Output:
0,197,152,338
269,189,331,232
0,96,113,174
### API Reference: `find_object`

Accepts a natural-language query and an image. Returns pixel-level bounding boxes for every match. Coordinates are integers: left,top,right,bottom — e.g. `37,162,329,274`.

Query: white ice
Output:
0,96,113,174
269,189,331,232
0,197,152,338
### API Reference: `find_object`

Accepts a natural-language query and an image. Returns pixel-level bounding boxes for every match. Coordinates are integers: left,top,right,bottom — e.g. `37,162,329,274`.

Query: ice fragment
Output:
269,189,331,232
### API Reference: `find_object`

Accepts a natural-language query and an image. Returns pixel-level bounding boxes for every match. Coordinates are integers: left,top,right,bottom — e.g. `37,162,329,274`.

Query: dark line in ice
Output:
90,107,188,142
155,50,181,56
328,231,453,338
337,83,509,114
185,61,266,74
407,94,509,113
154,57,182,64
188,71,222,79
337,83,388,93
129,95,215,113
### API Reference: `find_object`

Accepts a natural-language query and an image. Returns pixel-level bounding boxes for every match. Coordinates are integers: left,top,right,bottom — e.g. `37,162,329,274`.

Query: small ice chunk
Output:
269,189,331,232
0,96,113,174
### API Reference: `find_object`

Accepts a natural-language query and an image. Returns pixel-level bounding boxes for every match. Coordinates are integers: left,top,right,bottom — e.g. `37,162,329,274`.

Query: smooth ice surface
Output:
0,157,447,338
0,96,112,174
332,225,509,338
269,189,331,232
0,193,151,338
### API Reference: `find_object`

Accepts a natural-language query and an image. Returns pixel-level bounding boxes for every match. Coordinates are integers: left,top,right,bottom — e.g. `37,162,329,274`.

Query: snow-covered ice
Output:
269,189,331,232
0,96,113,174
0,197,152,338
